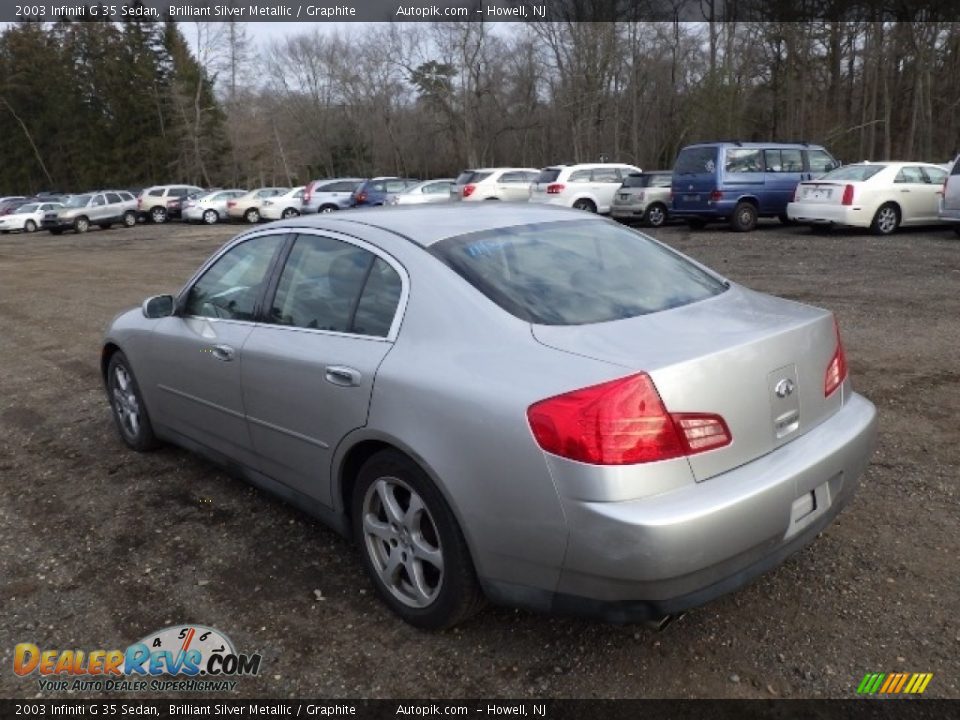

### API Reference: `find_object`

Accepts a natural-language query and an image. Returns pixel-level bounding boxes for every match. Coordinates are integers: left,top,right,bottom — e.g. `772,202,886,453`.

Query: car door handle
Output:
211,344,235,362
325,365,361,387
900,189,910,193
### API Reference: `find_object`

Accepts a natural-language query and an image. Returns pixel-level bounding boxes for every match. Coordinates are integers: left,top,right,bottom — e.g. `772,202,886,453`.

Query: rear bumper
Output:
485,392,877,622
610,203,648,219
787,202,871,227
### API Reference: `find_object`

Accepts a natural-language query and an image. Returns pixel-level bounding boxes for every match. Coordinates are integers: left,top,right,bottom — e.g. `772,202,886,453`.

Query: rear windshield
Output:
535,168,562,184
819,165,885,182
621,173,671,188
456,171,492,185
430,220,727,326
674,147,719,175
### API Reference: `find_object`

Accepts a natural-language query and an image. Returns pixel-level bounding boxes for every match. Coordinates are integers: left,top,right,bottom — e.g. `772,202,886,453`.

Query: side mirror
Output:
142,294,175,319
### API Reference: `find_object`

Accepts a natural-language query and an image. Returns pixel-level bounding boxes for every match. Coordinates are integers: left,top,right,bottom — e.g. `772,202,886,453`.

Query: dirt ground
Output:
0,217,957,700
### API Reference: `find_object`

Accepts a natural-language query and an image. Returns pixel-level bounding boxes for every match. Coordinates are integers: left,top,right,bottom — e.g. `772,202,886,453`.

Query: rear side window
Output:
895,167,926,184
106,193,122,204
674,147,718,174
591,168,620,182
568,170,592,182
724,148,763,173
536,169,562,184
431,220,727,326
922,166,947,184
456,171,492,185
353,258,403,337
764,149,803,172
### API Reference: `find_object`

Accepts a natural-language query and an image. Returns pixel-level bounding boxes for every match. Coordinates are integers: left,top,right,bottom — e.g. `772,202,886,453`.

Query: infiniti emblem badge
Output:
775,378,796,398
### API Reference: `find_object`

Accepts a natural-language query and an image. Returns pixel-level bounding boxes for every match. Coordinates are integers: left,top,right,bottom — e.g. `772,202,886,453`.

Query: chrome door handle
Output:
900,189,910,192
325,365,361,387
211,344,235,361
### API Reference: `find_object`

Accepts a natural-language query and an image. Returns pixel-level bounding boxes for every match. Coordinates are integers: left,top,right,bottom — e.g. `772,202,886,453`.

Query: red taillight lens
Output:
527,373,731,465
137,197,142,209
709,190,723,202
357,191,368,203
824,319,848,397
546,183,565,194
462,184,476,198
304,183,314,202
793,185,803,202
227,201,236,208
841,184,854,206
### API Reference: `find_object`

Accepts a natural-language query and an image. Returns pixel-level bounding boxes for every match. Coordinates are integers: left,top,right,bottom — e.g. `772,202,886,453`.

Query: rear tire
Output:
644,203,668,228
202,209,219,225
870,203,900,236
24,219,36,233
572,198,597,213
281,207,300,219
244,208,260,223
319,204,338,213
730,202,758,232
150,207,167,224
123,211,136,227
73,216,89,234
352,449,485,630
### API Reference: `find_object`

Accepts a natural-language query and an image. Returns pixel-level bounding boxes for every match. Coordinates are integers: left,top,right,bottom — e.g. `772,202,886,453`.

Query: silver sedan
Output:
101,205,877,629
385,179,455,206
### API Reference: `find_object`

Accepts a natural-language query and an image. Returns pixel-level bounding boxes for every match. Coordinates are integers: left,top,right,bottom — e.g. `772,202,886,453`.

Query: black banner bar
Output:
1,699,958,720
3,0,960,23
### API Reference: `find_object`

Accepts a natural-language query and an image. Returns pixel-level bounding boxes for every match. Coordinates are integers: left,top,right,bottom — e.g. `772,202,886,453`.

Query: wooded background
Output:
1,19,959,194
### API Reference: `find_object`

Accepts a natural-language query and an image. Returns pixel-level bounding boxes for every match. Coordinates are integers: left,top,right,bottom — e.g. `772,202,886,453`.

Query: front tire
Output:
24,219,37,233
74,216,89,234
352,450,485,630
731,202,758,232
871,203,900,236
644,203,668,228
202,209,219,225
150,207,167,224
244,208,260,223
107,351,159,452
572,198,597,213
123,211,137,227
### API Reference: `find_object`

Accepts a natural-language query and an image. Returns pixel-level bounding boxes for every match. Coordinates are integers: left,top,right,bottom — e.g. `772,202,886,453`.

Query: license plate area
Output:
685,194,700,201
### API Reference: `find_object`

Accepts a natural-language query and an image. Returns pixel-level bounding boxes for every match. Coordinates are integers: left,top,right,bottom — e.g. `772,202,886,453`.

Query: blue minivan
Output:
671,142,839,231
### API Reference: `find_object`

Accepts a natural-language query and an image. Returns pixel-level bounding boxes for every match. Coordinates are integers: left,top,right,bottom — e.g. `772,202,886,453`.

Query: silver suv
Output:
42,191,137,234
138,185,205,223
939,154,960,235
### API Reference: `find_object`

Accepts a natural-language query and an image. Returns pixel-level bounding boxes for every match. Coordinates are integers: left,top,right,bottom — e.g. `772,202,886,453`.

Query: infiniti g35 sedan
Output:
101,205,877,629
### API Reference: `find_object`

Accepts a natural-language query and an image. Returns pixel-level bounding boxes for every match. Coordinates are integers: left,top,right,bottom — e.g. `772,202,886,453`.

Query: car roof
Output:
258,203,601,248
685,141,825,149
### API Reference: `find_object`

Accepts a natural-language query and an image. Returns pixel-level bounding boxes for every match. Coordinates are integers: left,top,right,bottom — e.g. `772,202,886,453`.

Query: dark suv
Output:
351,177,419,207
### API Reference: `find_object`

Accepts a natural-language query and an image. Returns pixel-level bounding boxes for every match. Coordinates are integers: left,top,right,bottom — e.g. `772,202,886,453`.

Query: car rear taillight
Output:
356,191,368,203
841,184,855,206
227,201,236,208
527,373,731,465
824,319,848,397
304,183,314,203
546,183,565,195
709,190,723,202
794,185,804,202
137,196,142,209
462,184,476,198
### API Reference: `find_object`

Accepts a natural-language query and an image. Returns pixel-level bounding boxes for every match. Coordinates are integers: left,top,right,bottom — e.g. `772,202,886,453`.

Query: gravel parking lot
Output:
1,218,957,699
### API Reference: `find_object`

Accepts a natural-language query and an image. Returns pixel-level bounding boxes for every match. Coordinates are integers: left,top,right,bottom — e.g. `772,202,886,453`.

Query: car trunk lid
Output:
531,286,843,482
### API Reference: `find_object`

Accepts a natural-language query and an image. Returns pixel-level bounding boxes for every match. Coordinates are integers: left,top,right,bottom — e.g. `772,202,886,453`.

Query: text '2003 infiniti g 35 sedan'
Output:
102,205,877,629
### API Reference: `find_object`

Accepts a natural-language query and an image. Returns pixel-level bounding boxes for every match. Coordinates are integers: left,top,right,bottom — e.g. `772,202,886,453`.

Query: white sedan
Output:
0,201,64,233
787,162,949,235
260,187,305,221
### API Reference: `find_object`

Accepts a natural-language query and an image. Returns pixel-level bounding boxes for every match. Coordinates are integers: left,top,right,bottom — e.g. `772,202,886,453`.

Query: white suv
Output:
451,168,539,202
138,184,204,223
529,163,642,214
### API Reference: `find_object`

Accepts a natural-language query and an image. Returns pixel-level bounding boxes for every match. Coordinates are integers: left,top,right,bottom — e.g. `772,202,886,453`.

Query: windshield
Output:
16,203,39,213
819,165,886,182
674,147,719,175
64,195,91,208
431,220,727,326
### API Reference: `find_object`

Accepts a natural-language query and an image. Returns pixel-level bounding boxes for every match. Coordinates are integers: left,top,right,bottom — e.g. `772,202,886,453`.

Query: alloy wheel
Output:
203,210,218,224
361,476,444,608
647,206,666,227
111,364,141,440
876,207,898,234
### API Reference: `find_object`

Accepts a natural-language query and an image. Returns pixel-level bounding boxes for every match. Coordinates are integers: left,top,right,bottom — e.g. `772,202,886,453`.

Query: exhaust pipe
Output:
642,611,687,632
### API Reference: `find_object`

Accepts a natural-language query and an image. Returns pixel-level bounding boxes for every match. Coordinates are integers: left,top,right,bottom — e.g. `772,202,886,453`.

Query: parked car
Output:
42,191,138,234
787,162,949,235
166,188,211,220
0,196,28,215
670,141,839,231
451,168,538,202
610,171,674,226
386,179,455,205
138,185,205,223
938,153,960,235
182,189,247,224
102,204,877,630
351,177,420,207
530,163,644,214
0,201,64,233
227,188,288,223
260,187,306,221
302,178,365,214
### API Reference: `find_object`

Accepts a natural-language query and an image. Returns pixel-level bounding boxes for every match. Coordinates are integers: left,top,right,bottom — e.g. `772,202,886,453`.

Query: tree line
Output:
2,19,960,194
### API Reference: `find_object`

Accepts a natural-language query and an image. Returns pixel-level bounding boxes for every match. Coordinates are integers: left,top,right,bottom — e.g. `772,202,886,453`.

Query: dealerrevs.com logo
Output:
14,625,262,692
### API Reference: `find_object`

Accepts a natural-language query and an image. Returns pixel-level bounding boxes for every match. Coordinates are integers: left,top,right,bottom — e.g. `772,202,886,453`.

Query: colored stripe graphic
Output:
857,672,933,695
